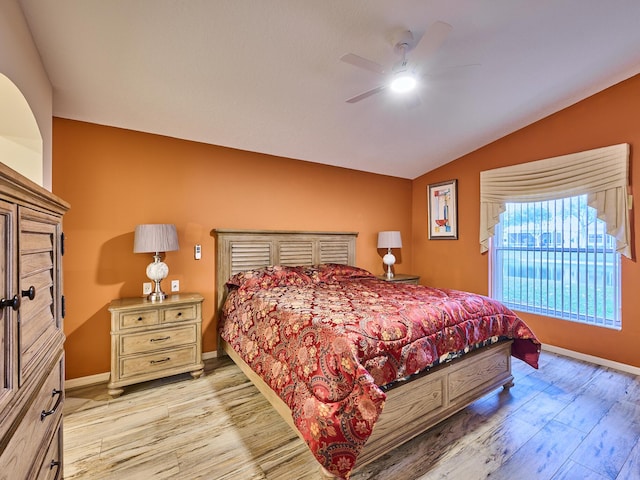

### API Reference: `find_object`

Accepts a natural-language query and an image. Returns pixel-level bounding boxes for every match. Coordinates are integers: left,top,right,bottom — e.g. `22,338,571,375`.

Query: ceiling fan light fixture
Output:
390,73,417,93
341,21,452,103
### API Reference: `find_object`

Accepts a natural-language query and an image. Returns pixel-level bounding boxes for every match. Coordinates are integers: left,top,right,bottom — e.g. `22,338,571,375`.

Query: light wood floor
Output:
63,351,640,479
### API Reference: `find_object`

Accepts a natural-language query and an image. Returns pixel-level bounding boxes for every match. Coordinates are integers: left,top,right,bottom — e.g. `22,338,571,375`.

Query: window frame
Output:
489,196,622,330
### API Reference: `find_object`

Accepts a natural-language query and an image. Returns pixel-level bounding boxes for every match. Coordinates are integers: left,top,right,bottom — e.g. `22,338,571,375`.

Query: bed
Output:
213,229,540,479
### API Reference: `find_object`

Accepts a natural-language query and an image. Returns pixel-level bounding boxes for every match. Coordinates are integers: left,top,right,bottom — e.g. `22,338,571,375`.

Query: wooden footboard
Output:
221,338,513,476
356,340,513,469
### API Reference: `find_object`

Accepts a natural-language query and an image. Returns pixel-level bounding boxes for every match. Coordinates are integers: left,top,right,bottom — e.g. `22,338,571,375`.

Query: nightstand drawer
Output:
120,325,197,355
162,304,197,323
120,345,198,379
120,310,160,329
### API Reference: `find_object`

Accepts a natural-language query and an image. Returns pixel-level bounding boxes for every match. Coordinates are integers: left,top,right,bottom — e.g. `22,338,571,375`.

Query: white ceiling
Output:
18,0,640,179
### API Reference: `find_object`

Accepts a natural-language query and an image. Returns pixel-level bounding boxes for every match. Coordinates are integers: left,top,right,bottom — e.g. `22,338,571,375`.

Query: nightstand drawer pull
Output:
150,336,171,342
150,357,171,365
41,389,63,421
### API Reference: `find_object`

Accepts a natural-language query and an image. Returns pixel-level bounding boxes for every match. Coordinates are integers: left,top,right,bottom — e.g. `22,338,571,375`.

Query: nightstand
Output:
376,274,421,285
107,293,205,397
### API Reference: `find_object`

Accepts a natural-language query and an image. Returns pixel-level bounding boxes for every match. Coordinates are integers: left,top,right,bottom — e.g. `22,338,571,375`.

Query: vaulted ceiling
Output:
18,0,640,178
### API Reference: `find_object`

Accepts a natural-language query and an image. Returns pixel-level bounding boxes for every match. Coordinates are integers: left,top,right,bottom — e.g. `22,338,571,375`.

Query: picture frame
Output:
428,179,458,239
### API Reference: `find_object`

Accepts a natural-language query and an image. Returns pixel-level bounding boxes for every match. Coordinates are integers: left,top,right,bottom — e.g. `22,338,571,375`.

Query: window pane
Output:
491,195,621,329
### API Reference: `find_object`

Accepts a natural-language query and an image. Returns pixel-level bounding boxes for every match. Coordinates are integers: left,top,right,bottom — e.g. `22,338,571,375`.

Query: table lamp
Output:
133,224,179,301
377,231,402,279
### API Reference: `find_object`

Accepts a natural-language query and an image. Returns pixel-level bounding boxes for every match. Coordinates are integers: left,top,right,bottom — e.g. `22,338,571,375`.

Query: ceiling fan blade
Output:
340,53,386,75
411,21,452,63
346,85,386,103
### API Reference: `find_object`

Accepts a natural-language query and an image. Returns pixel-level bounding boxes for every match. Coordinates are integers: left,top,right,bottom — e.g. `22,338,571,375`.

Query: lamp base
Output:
147,278,167,302
147,290,167,302
383,250,396,279
146,255,169,302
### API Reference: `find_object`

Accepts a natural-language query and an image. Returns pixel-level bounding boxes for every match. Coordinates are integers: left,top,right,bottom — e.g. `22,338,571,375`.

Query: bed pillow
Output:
226,265,312,290
311,263,375,282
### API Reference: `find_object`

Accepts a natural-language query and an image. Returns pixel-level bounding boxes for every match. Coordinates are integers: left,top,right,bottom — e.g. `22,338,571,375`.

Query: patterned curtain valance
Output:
480,143,631,258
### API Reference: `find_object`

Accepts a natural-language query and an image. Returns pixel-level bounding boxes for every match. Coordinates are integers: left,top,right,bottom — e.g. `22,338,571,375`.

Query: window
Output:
491,195,621,329
479,143,630,330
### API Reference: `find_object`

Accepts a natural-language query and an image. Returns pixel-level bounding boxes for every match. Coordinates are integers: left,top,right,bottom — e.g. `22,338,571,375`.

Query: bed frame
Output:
213,229,514,477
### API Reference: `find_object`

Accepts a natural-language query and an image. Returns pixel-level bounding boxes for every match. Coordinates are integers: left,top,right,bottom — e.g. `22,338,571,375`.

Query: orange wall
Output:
52,119,412,379
412,74,640,368
53,73,640,380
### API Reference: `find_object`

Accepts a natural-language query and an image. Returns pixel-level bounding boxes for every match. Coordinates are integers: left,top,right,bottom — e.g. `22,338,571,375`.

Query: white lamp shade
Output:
134,224,179,253
377,231,402,249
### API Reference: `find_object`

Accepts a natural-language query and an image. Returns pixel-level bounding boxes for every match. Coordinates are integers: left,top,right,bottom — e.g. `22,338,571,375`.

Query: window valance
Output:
480,143,631,258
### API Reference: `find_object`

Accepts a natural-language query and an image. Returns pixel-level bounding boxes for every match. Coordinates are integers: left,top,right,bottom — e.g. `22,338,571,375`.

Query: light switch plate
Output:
171,280,179,292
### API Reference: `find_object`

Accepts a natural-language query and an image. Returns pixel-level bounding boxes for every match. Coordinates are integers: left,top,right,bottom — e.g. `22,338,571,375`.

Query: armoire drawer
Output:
0,353,64,480
36,419,63,480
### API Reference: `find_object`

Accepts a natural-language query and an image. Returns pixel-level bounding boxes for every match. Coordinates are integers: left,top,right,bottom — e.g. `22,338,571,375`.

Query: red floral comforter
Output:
220,264,540,478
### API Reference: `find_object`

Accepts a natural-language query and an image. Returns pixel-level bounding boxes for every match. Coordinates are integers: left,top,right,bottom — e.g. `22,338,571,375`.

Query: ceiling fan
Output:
340,21,453,106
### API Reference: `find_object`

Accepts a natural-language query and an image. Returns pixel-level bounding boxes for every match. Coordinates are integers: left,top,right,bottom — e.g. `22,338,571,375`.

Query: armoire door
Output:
0,199,16,421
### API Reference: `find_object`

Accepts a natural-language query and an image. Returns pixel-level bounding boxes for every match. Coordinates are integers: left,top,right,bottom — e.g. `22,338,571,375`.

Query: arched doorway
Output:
0,73,43,184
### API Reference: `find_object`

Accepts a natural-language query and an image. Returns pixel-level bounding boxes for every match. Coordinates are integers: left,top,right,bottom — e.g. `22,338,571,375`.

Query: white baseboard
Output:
203,350,218,360
65,350,220,391
65,371,110,390
542,344,640,376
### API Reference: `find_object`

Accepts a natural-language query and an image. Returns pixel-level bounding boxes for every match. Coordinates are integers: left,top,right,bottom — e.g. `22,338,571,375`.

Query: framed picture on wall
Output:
428,179,458,239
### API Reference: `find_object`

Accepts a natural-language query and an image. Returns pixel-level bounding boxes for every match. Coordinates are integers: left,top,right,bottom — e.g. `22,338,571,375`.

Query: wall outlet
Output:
143,282,152,295
171,280,179,292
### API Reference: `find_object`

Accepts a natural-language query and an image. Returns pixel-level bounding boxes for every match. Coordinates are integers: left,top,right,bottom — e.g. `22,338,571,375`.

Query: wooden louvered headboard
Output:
212,229,358,312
